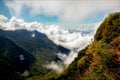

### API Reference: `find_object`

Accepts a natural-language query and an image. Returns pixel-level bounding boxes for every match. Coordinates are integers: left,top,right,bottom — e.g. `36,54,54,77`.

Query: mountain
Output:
0,29,70,53
0,29,70,78
46,12,120,80
0,36,35,80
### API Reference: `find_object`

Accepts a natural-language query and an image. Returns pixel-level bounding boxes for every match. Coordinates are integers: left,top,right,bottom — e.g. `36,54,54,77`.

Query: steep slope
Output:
0,36,35,80
54,12,120,80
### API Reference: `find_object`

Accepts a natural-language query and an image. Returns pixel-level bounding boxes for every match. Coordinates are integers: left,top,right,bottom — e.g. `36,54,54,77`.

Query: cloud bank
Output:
0,15,101,72
46,61,63,73
4,0,120,23
0,15,99,50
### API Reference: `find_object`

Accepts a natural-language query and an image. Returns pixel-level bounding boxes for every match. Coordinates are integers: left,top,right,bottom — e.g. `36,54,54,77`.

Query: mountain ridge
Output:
0,29,70,78
48,12,120,80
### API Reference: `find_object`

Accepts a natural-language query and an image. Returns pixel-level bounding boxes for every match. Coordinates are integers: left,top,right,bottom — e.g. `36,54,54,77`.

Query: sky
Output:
0,0,120,26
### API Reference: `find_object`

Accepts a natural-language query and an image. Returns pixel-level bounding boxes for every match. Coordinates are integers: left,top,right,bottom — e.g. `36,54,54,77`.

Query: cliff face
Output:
55,12,120,80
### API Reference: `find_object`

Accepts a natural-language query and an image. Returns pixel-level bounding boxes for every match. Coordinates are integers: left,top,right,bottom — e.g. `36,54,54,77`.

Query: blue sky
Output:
0,0,11,18
0,0,58,25
0,0,120,26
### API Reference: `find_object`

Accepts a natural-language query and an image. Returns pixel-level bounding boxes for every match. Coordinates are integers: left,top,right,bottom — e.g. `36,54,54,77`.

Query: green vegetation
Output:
55,12,120,80
95,12,120,41
0,29,70,79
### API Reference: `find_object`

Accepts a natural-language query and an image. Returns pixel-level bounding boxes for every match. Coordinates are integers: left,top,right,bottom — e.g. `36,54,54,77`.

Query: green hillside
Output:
0,30,70,79
49,12,120,80
0,36,36,80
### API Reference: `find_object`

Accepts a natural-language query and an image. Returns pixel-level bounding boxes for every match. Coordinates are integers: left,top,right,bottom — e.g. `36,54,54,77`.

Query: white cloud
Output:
4,0,120,23
0,15,95,50
0,15,8,22
0,15,9,30
46,61,63,73
46,51,78,73
58,51,78,65
31,33,35,38
19,54,25,60
4,0,24,18
0,15,101,73
45,50,78,73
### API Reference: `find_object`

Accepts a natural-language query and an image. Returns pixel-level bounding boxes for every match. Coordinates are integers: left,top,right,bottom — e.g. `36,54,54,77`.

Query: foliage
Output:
55,12,120,80
95,12,120,41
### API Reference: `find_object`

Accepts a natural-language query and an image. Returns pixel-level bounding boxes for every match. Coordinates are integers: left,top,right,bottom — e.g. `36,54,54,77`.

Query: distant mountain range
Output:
0,29,70,52
0,29,70,79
